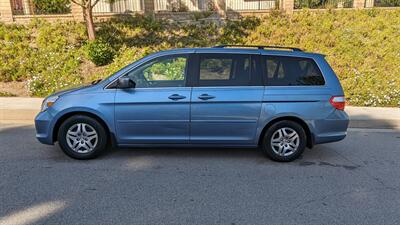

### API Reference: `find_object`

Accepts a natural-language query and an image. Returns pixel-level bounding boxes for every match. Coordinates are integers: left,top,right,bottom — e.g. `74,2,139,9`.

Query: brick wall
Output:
353,0,366,8
71,1,84,21
0,0,13,22
281,0,294,14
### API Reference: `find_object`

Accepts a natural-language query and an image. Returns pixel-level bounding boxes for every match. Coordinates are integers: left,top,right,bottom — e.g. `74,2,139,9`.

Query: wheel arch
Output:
258,116,314,148
52,111,115,146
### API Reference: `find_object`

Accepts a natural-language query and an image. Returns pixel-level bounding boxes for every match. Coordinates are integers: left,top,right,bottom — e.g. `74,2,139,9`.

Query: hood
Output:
50,84,92,98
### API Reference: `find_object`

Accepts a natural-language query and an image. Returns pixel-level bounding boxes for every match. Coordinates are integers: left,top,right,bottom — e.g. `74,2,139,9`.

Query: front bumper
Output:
35,110,54,145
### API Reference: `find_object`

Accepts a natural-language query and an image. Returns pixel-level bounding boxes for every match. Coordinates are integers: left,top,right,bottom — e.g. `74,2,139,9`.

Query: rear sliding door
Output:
190,53,264,145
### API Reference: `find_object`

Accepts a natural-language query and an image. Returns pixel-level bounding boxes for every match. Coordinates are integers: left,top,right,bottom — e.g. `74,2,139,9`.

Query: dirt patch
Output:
0,81,29,97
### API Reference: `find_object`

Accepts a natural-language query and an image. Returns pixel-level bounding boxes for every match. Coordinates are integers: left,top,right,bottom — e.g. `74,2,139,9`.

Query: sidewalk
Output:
1,97,399,129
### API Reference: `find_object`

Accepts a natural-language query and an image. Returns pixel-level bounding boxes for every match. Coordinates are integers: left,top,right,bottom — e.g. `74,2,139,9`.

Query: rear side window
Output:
264,56,325,86
197,54,255,86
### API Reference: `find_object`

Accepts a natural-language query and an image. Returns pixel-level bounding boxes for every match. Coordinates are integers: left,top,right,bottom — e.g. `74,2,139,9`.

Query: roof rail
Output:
213,45,303,52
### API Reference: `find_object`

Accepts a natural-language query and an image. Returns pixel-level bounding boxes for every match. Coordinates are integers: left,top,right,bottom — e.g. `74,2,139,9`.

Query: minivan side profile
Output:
35,45,349,162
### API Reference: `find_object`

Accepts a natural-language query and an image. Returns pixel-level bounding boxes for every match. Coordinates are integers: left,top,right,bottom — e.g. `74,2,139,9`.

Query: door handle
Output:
168,94,186,101
198,94,215,100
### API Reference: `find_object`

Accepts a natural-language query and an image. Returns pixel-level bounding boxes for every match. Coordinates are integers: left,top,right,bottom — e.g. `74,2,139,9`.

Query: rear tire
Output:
261,120,307,162
57,115,108,160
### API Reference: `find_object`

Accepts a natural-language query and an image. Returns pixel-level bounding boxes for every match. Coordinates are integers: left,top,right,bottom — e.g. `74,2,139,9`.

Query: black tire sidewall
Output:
262,120,307,162
58,115,107,159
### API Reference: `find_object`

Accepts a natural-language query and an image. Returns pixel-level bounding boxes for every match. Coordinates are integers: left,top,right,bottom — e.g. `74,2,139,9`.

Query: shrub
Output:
294,0,353,8
0,91,16,97
27,50,83,96
1,11,400,106
85,40,115,66
220,17,261,44
86,46,157,82
33,0,71,14
0,23,32,81
377,0,400,6
246,10,400,106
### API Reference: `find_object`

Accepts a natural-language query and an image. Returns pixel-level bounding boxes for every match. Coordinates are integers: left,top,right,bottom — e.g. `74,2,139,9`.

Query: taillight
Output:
329,96,345,110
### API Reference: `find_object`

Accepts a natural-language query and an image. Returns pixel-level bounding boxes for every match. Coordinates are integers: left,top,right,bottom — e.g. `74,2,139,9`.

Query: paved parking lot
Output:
1,123,400,225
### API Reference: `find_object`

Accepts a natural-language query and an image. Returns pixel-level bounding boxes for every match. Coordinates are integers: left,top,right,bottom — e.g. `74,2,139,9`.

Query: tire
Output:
57,115,108,160
261,120,307,162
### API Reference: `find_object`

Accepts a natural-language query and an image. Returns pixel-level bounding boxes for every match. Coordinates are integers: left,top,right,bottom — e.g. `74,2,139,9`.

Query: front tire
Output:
261,120,307,162
57,115,108,159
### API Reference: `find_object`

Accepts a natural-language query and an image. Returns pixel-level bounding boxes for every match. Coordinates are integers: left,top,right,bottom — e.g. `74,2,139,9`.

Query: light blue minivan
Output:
35,45,349,161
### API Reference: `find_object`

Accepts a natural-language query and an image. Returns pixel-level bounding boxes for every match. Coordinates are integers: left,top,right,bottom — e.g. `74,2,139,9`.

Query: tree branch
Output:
71,0,85,8
91,0,102,7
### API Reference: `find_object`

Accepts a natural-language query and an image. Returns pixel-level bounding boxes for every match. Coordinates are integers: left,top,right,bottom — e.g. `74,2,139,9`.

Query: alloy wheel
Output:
66,123,98,154
270,127,300,157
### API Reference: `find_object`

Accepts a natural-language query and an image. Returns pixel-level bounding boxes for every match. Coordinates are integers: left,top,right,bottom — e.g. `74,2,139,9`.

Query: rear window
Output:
264,56,325,86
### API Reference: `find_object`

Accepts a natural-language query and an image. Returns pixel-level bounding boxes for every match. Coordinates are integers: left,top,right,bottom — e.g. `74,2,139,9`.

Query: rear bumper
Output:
313,110,349,144
35,111,54,145
315,132,347,144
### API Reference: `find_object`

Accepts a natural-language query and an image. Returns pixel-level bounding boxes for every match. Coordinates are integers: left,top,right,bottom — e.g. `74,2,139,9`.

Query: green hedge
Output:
0,10,399,106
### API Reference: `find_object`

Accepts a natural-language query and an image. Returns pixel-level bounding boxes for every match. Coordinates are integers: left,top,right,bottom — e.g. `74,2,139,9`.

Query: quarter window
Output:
198,54,253,86
264,56,325,86
125,55,187,88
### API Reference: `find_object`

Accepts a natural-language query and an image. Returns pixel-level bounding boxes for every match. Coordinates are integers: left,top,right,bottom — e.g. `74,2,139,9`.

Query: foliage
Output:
27,20,85,96
0,91,16,97
376,0,400,6
191,11,214,21
0,23,32,82
87,46,155,82
220,17,261,44
246,10,400,106
0,10,399,106
295,0,327,8
0,20,85,96
169,0,189,12
145,57,186,80
294,0,354,8
85,40,115,66
26,51,83,96
33,0,71,14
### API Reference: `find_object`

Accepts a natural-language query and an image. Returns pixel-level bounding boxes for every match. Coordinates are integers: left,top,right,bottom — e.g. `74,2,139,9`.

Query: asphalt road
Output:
1,123,400,225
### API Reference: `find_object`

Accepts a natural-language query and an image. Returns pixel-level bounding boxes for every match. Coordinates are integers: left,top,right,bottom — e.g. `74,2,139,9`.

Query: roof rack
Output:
213,45,303,52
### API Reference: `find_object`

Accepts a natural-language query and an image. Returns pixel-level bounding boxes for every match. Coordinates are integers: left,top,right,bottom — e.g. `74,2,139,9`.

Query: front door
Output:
114,54,192,144
190,53,264,145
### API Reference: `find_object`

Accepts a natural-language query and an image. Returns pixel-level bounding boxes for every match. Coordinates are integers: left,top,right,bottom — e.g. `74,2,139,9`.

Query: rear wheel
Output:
261,120,307,162
57,115,108,159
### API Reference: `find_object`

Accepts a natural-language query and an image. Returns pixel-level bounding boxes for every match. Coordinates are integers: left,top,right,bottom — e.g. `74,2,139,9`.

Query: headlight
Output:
41,95,59,112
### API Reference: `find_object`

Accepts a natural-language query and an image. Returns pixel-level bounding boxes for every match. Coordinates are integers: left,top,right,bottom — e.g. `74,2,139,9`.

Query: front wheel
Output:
57,115,108,159
261,120,307,162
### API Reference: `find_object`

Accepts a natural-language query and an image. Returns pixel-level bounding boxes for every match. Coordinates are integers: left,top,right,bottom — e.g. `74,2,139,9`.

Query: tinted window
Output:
198,54,253,86
264,56,325,86
125,55,187,88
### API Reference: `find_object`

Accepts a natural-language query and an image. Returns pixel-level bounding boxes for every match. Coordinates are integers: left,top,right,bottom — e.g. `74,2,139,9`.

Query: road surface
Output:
1,123,399,225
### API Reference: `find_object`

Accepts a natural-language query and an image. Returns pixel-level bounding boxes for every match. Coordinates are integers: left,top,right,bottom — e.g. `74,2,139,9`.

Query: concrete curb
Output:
1,97,399,129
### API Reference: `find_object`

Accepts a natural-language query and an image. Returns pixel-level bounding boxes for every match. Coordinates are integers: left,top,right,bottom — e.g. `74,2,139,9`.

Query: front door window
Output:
125,55,188,88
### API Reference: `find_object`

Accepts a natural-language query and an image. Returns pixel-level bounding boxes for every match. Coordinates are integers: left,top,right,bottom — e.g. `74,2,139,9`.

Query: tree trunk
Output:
84,7,96,40
213,0,225,17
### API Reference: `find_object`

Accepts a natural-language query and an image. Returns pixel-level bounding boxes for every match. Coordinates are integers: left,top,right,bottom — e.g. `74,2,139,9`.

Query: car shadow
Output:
0,123,348,164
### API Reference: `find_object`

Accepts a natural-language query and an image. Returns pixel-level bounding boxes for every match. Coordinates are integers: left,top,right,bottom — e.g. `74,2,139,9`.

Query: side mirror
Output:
117,77,135,89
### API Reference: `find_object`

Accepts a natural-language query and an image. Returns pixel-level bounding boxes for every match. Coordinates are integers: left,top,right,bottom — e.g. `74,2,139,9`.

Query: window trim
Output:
105,53,192,89
192,53,263,87
261,55,326,87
